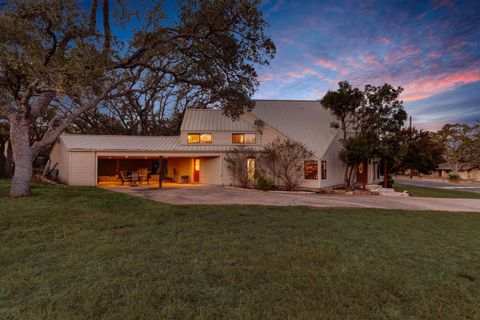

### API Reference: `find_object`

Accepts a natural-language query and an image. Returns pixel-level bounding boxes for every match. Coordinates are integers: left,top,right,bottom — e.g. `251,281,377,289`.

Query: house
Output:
49,100,383,189
437,162,480,181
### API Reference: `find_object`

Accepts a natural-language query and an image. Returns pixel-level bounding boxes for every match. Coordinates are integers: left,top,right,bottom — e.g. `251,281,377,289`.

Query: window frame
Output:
321,160,327,180
232,133,256,144
304,160,319,180
246,157,256,183
187,133,212,144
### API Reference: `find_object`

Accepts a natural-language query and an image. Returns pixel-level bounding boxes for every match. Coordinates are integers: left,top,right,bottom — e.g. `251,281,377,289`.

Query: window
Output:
247,158,256,183
304,160,318,180
244,133,256,144
187,133,212,144
232,133,256,144
321,161,327,180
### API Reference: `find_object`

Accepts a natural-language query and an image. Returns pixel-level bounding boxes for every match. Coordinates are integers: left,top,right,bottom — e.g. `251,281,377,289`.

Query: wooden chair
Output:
138,168,149,184
130,172,139,186
120,170,131,185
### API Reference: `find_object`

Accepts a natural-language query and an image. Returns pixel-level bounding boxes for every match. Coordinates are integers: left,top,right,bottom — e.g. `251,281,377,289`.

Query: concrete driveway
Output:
109,185,480,212
396,178,480,193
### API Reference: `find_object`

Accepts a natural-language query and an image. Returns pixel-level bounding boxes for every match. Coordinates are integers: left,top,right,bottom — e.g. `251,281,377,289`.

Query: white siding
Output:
319,132,344,188
200,157,221,184
166,158,192,183
221,154,234,186
49,140,70,185
70,151,96,186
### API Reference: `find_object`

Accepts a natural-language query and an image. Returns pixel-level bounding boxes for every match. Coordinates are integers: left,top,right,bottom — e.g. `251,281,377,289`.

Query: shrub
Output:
255,175,273,191
260,138,313,191
224,146,256,187
448,172,460,180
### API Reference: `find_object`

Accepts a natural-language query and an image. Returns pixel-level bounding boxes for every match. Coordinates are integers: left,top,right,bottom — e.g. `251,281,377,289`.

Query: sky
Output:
256,0,480,130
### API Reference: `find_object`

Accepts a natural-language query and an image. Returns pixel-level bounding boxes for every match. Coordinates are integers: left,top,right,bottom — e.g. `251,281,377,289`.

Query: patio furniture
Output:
120,170,131,185
130,172,139,186
138,168,149,184
181,175,189,184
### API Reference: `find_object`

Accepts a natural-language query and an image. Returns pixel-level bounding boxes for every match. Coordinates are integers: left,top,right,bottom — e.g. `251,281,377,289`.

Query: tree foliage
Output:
224,146,256,188
260,138,313,191
436,121,480,171
0,0,275,196
436,123,472,173
321,81,407,190
394,128,444,175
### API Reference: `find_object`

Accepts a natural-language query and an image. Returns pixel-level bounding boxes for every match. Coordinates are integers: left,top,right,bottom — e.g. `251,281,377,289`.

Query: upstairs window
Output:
232,133,256,144
321,161,327,180
187,133,212,144
304,160,318,180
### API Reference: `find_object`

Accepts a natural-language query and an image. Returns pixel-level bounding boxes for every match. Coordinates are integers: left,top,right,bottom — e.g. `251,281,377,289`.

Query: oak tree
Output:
0,0,275,197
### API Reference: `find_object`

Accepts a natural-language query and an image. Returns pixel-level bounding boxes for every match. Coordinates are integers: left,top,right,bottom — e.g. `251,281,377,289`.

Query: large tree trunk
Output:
9,115,34,197
4,140,14,177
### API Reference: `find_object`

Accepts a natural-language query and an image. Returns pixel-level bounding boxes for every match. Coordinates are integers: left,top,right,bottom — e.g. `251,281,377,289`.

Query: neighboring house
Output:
437,162,480,181
49,100,383,189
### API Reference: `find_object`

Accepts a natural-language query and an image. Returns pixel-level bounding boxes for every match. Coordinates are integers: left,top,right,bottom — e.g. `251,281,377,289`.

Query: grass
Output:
1,179,479,320
394,183,480,199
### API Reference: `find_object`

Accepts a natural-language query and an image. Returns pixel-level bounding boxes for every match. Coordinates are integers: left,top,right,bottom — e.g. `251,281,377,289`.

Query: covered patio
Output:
96,156,205,188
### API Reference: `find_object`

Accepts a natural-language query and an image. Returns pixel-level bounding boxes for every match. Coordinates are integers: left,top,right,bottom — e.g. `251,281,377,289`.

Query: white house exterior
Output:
49,100,383,189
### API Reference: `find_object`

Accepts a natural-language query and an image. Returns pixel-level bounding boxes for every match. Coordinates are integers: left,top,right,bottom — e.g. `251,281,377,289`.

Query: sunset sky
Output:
256,0,480,130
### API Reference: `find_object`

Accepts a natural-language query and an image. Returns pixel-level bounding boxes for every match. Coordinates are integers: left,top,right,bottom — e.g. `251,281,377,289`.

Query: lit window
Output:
245,133,256,144
304,160,318,180
247,158,256,183
232,133,244,144
188,133,212,144
321,161,327,180
200,133,212,144
232,133,256,144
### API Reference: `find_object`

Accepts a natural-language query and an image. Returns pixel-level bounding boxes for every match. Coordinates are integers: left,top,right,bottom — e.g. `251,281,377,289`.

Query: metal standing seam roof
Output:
59,134,263,152
60,134,181,151
250,100,338,157
180,109,257,132
59,100,339,156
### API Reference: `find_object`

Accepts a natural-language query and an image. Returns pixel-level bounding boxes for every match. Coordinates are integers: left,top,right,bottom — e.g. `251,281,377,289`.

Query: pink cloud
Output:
286,67,325,79
402,68,480,101
314,58,348,74
428,51,441,58
258,73,275,82
363,54,382,68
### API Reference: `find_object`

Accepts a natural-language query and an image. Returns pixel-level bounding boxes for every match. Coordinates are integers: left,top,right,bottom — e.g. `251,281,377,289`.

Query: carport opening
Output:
97,156,197,187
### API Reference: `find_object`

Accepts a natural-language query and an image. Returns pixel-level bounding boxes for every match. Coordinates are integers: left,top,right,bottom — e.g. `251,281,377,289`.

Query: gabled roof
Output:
58,99,339,156
250,100,338,157
180,109,257,132
60,134,180,151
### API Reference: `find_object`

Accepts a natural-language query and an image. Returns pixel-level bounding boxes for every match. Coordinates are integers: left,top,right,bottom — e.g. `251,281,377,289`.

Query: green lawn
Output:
394,183,480,199
1,179,479,320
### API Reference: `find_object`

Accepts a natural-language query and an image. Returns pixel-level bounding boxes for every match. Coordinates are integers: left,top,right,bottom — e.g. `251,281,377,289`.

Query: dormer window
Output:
232,133,256,144
187,133,212,144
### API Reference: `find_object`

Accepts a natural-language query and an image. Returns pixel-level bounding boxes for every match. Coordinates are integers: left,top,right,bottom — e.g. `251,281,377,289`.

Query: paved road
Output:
396,178,480,193
110,185,480,212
